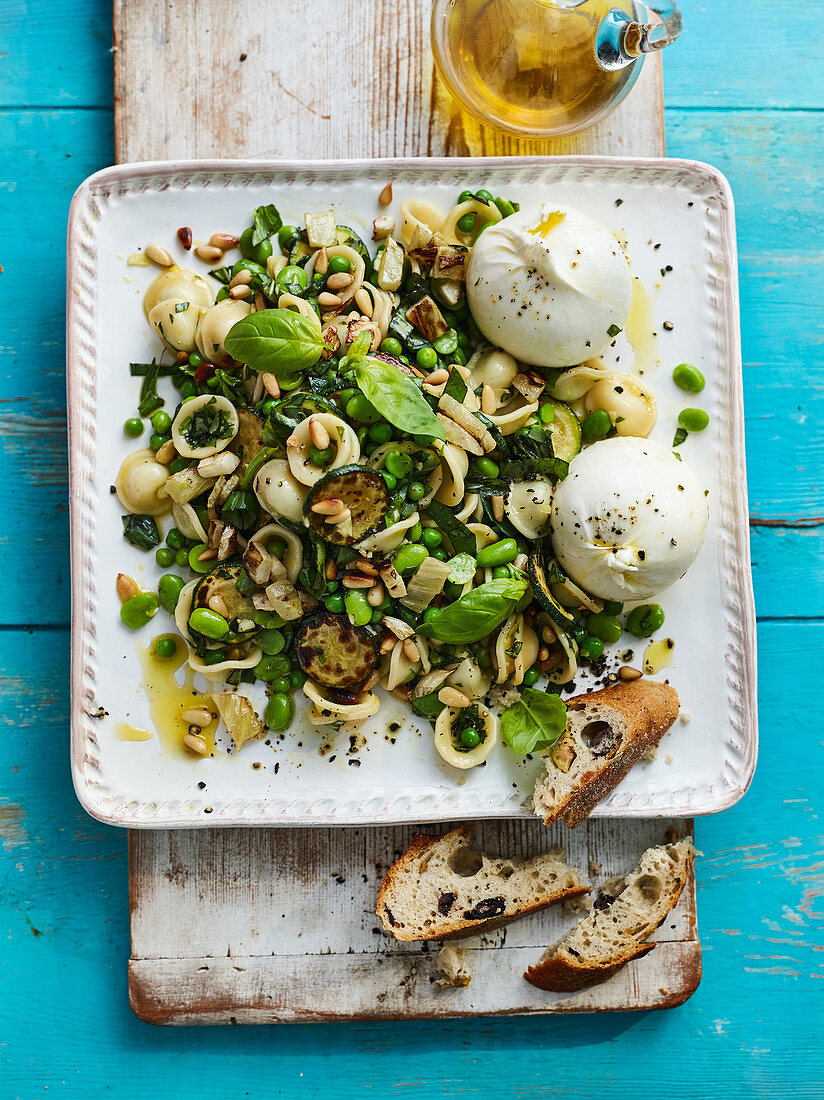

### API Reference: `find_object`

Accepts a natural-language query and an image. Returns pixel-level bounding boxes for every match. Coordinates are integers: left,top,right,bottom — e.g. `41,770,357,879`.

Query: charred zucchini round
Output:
230,408,266,465
191,565,259,643
527,548,576,630
294,610,378,688
542,399,582,462
303,464,389,546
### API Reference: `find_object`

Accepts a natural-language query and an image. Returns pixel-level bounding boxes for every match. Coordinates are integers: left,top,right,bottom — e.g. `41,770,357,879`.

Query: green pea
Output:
457,213,476,233
538,403,556,425
491,566,510,580
603,600,624,615
458,726,480,749
416,346,438,369
186,350,203,368
407,522,422,543
325,593,345,613
408,481,427,502
433,329,458,355
476,538,518,568
626,603,665,638
522,667,539,687
265,693,294,731
153,635,178,660
257,628,286,655
430,546,448,561
188,544,213,574
271,675,291,694
189,607,230,640
289,669,306,689
368,423,393,444
276,264,309,295
346,394,381,425
673,362,705,394
253,655,283,681
151,410,171,434
586,613,623,645
494,196,516,218
458,190,474,204
309,443,335,467
149,432,167,451
124,417,144,438
345,589,372,627
580,635,605,660
582,408,612,442
421,528,443,548
423,606,441,623
155,547,174,568
470,457,499,479
165,528,185,550
280,374,303,392
328,255,351,274
278,225,300,252
157,574,185,614
380,337,403,357
174,549,188,567
393,543,429,574
120,592,158,630
678,408,710,433
179,380,198,399
266,537,287,560
384,452,413,479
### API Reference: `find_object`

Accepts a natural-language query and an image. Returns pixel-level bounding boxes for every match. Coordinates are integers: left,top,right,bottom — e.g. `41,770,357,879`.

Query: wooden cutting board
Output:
113,0,699,1023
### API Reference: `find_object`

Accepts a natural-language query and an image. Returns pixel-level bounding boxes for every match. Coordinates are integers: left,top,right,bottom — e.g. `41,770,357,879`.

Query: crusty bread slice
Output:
524,838,694,992
376,824,588,942
533,680,679,829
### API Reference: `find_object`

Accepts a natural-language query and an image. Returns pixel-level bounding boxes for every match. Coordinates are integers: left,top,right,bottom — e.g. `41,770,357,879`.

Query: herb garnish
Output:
354,356,445,441
417,573,530,644
673,426,688,448
225,308,328,376
181,399,233,449
137,360,164,418
500,688,567,755
607,324,622,338
251,204,282,246
122,514,160,551
425,500,475,556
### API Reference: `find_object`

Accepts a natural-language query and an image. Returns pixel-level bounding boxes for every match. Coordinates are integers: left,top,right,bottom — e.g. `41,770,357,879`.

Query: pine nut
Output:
492,494,505,522
176,350,190,362
229,284,252,300
314,247,329,275
156,439,177,465
197,451,240,478
426,368,449,385
541,625,556,645
318,292,343,310
619,665,643,681
309,418,330,449
367,581,385,607
325,507,352,525
378,181,393,206
182,732,209,755
254,291,266,312
354,288,373,316
286,434,300,448
361,670,381,692
514,553,528,571
538,645,550,661
403,639,421,663
208,595,229,617
326,272,354,291
325,559,338,581
210,233,239,250
145,242,173,268
380,635,395,654
229,269,253,287
116,573,139,602
438,686,470,708
194,244,223,263
261,373,280,398
310,498,345,515
354,558,378,576
177,226,193,250
197,547,218,562
342,573,375,589
181,708,213,728
481,384,497,415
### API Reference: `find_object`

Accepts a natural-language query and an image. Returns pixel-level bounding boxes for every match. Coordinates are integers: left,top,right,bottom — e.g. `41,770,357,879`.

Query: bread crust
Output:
377,825,588,942
534,681,680,829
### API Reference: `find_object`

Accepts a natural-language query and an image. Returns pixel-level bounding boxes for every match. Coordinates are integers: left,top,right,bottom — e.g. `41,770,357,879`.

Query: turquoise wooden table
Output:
1,0,822,1092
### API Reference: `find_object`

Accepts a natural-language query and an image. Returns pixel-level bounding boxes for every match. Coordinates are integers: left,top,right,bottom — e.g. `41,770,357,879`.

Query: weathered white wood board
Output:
114,0,698,1022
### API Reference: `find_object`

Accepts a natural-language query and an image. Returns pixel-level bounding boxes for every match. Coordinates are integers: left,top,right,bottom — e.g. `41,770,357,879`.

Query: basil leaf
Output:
122,514,160,551
673,426,688,448
129,361,174,377
354,357,445,441
417,575,530,643
425,500,475,556
501,688,567,755
447,553,476,584
137,361,164,418
225,308,326,375
207,265,234,285
220,489,258,530
443,366,468,403
411,693,446,719
464,476,511,496
252,204,282,246
607,324,622,338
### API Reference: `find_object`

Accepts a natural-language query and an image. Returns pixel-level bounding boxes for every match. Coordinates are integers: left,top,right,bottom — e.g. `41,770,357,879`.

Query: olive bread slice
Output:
524,838,694,992
376,824,587,942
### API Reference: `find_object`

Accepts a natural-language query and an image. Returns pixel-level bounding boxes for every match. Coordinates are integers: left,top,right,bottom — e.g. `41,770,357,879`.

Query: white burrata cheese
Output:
550,437,709,601
466,202,632,368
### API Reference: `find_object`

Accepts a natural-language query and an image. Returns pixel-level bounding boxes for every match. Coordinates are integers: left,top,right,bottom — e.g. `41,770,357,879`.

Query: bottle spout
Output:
596,3,683,71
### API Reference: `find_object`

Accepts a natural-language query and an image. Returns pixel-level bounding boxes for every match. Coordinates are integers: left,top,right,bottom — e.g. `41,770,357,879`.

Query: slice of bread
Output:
524,838,694,992
533,680,679,829
376,824,588,942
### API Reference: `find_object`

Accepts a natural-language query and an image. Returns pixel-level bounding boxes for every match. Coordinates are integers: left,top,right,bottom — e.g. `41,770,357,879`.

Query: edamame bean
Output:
476,538,518,568
626,603,665,637
239,227,273,265
493,197,516,218
257,628,286,655
407,522,423,543
120,592,158,630
476,188,493,202
189,607,230,640
586,612,623,645
538,403,556,425
457,189,474,204
421,528,443,548
155,547,174,568
157,574,185,614
276,264,309,295
151,410,171,434
582,408,612,441
174,549,188,567
253,655,283,681
379,471,397,492
522,666,539,687
579,635,605,660
265,693,293,731
328,255,351,274
384,451,413,479
380,337,403,357
309,444,335,467
430,546,448,562
393,543,429,574
433,329,458,355
345,589,372,626
416,346,438,369
124,417,144,437
153,635,178,660
188,544,213,573
470,457,499,479
603,600,624,615
678,408,710,432
278,225,300,252
673,362,705,394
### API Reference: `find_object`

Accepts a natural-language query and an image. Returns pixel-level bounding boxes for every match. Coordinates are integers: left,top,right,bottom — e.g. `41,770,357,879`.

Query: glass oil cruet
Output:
431,0,683,137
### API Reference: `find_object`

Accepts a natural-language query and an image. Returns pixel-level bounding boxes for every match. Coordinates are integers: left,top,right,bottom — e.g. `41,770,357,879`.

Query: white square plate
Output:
68,156,756,828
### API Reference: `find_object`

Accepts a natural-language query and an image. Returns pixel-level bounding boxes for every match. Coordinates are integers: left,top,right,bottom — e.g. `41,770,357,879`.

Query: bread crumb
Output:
641,746,658,762
435,943,471,989
665,753,674,764
680,711,691,723
588,860,603,878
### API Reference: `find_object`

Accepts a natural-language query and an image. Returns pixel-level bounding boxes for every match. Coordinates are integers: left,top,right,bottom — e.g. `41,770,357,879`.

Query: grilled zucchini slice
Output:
294,610,378,688
303,464,389,546
541,399,582,462
289,225,371,267
527,546,576,630
190,565,259,642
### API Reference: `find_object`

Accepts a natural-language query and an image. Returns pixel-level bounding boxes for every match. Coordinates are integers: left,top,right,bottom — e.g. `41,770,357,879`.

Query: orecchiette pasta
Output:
116,449,172,516
277,292,322,328
143,267,212,319
194,299,252,362
466,347,520,396
434,705,499,769
584,374,657,437
356,510,420,555
493,614,539,686
253,458,307,523
249,522,303,585
446,656,491,701
399,199,446,247
171,394,239,459
286,413,360,486
303,681,381,726
148,298,205,353
435,441,469,507
505,479,553,540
